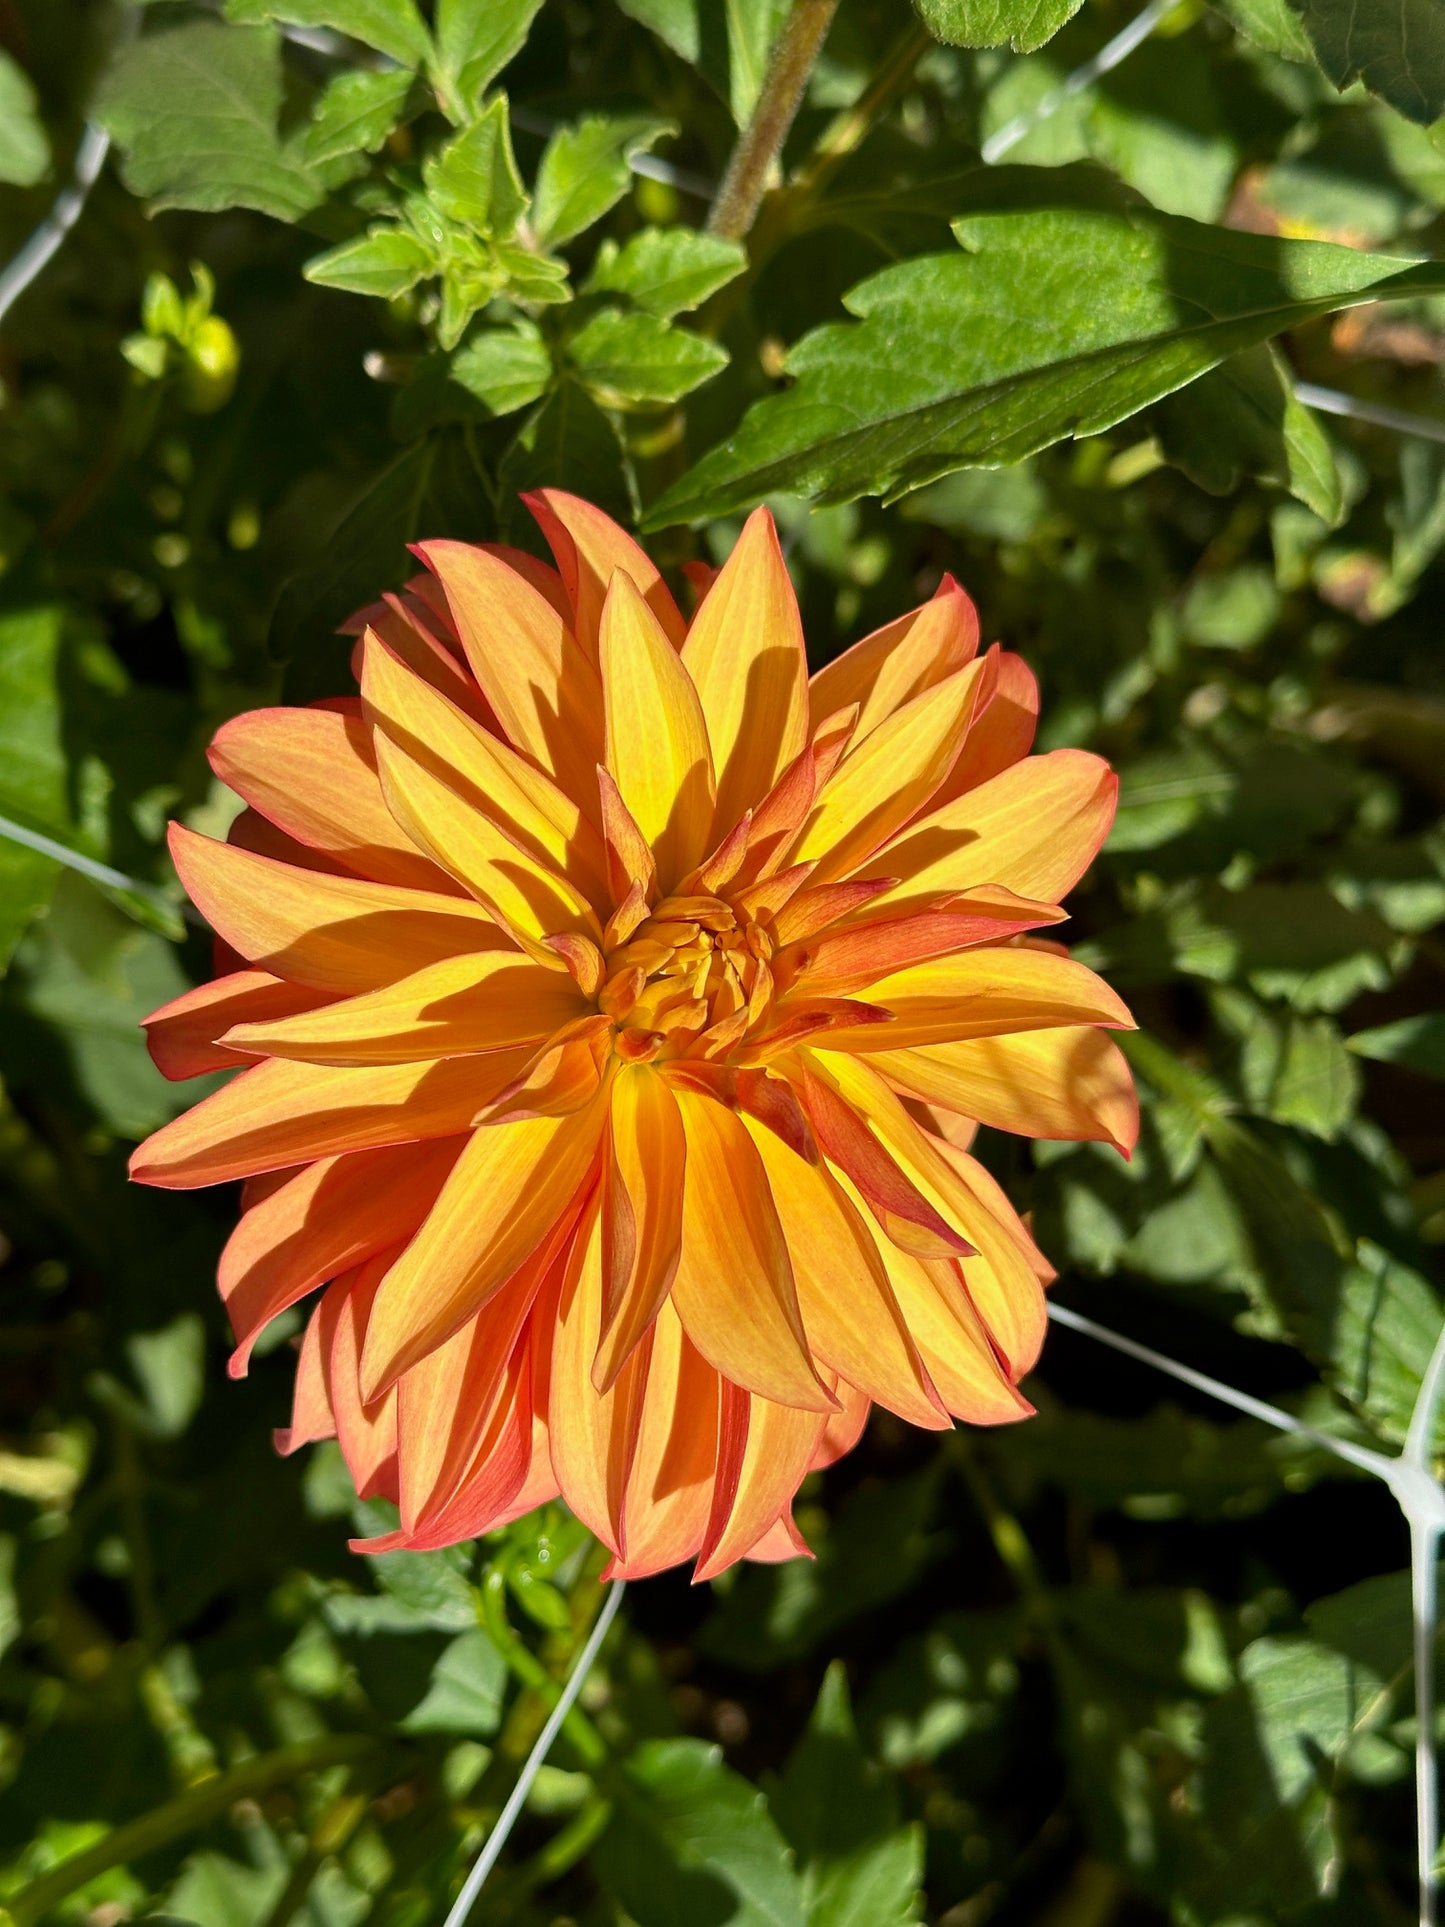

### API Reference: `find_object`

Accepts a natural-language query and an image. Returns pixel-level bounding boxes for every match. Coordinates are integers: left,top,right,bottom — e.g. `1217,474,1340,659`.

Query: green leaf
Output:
1349,1012,1445,1077
773,1666,924,1927
1288,0,1445,125
914,0,1086,53
1156,344,1343,524
0,50,50,188
613,0,790,123
0,606,68,968
224,0,431,68
401,1628,507,1733
125,1313,208,1440
644,193,1445,528
531,115,676,246
569,308,728,408
95,21,326,221
450,322,553,414
304,226,435,298
303,66,414,165
498,382,634,527
1211,0,1316,59
585,226,747,317
595,1737,808,1927
430,0,544,122
424,95,528,235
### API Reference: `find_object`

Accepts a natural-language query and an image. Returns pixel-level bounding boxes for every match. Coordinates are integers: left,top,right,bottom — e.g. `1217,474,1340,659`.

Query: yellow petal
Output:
610,1300,718,1580
360,1093,607,1395
170,825,497,994
526,488,686,658
372,729,601,960
600,570,715,887
745,1116,946,1428
873,1027,1139,1153
668,1085,834,1412
596,1065,686,1392
819,945,1135,1051
694,1382,827,1582
680,506,807,837
223,951,588,1066
862,748,1117,910
793,660,989,885
361,632,606,899
416,538,604,794
807,574,979,744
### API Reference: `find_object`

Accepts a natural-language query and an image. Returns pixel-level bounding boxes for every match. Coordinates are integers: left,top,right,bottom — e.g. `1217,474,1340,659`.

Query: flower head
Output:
132,494,1135,1579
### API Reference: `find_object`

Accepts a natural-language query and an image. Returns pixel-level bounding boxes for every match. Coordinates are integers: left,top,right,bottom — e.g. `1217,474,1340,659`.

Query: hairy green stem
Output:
5,1735,377,1926
707,0,841,242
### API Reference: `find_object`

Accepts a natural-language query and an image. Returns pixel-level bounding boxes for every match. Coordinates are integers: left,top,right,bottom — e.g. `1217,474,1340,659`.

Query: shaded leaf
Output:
0,51,50,188
915,0,1086,52
1289,0,1445,125
431,0,544,122
613,0,790,123
532,114,676,246
584,227,747,317
224,0,431,68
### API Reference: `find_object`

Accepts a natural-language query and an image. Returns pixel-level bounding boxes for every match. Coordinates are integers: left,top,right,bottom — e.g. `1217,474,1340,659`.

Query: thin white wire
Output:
980,0,1186,164
0,123,111,327
1296,382,1445,450
0,810,166,900
442,1579,626,1927
1050,1299,1445,1925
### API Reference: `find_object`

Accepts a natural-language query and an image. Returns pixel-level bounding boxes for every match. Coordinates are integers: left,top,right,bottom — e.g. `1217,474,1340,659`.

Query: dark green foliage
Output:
2,0,1445,1922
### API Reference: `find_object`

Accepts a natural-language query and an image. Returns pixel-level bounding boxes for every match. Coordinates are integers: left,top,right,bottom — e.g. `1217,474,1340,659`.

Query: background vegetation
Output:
3,0,1445,1921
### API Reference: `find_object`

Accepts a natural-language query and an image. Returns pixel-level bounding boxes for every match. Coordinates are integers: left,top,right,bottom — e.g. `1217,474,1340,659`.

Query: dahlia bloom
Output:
131,493,1135,1580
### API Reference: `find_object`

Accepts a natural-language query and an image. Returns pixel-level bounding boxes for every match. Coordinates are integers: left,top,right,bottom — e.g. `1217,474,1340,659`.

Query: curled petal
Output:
144,969,331,1081
873,1027,1140,1155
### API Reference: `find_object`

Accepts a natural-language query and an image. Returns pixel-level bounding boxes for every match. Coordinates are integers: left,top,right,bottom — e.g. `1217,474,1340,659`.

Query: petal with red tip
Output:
596,1065,685,1392
144,970,332,1081
808,574,979,743
526,488,685,656
872,1027,1140,1154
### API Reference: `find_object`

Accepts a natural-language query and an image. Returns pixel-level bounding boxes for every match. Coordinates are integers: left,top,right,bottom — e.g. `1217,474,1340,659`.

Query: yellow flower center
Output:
597,892,775,1064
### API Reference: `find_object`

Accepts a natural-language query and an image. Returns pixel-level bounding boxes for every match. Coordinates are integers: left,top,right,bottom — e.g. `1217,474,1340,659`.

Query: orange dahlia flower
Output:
131,493,1135,1580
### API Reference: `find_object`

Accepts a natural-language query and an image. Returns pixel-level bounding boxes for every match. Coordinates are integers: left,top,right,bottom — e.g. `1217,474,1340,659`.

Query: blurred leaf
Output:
0,50,50,187
302,66,415,165
1156,344,1343,525
400,1627,507,1733
96,22,327,220
125,1312,207,1439
773,1664,924,1927
613,0,790,123
431,0,544,121
498,381,634,526
1211,0,1316,58
0,606,67,968
646,200,1445,526
424,95,529,234
224,0,431,67
449,322,553,414
584,227,747,316
1288,0,1445,124
596,1737,808,1927
531,115,676,247
914,0,1085,51
569,309,729,408
1349,1012,1445,1076
304,226,435,297
860,1607,1022,1769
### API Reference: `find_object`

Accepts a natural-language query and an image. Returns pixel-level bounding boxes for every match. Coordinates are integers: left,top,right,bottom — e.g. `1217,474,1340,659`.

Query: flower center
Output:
597,892,774,1064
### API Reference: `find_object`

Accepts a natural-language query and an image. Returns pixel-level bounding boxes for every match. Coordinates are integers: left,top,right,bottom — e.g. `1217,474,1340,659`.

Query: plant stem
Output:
707,0,841,242
6,1735,377,1926
789,21,932,202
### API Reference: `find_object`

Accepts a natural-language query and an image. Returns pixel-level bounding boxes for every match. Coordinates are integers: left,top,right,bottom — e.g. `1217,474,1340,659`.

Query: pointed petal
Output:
864,749,1118,910
416,538,604,795
223,951,587,1067
396,1233,562,1530
873,1027,1139,1154
745,1116,947,1428
794,660,990,885
933,648,1038,806
818,946,1135,1051
361,631,606,899
549,1202,649,1557
391,1334,539,1548
221,1138,464,1373
480,1016,610,1122
170,825,497,994
209,706,448,894
863,1224,1033,1425
130,1051,526,1190
694,1385,827,1582
812,1379,870,1468
808,1052,1048,1374
808,573,979,743
597,765,658,906
596,1066,686,1392
362,595,495,726
610,1301,718,1580
795,888,1066,995
667,1085,834,1412
360,1095,607,1395
372,729,600,959
144,970,332,1080
680,507,808,836
325,1258,400,1500
600,570,715,888
275,1299,335,1454
526,489,686,658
